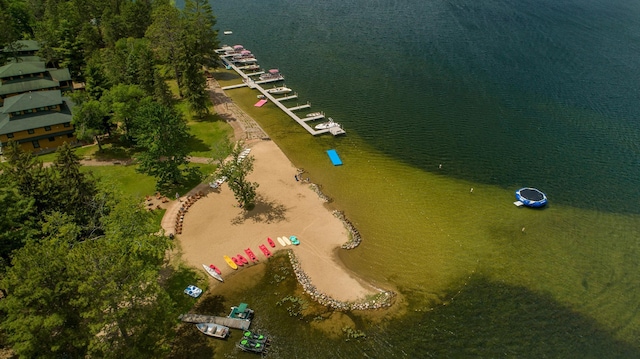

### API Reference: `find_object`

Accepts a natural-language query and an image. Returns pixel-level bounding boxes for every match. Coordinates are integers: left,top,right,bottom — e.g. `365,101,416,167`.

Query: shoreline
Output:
161,79,394,307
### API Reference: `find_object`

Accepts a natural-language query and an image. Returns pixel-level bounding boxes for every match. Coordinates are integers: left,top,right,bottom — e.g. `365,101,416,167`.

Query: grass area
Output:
81,164,158,199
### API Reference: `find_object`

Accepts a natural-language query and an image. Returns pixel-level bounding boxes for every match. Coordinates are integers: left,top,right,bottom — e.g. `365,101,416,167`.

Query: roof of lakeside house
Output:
1,90,64,114
0,62,47,79
0,78,60,96
2,40,40,53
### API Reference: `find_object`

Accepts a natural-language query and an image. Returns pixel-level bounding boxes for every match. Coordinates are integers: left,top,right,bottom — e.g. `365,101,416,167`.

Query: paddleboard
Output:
277,236,287,246
224,255,238,270
259,244,272,257
283,236,292,245
245,248,258,262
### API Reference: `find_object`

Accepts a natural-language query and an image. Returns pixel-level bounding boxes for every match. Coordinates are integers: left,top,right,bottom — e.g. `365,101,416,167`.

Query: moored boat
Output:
306,112,323,117
236,338,267,353
228,302,254,319
266,86,292,95
243,331,269,343
314,118,341,130
196,323,230,339
202,264,224,282
259,68,283,81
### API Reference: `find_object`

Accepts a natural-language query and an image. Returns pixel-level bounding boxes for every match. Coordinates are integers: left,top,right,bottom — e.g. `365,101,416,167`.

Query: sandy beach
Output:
162,80,380,302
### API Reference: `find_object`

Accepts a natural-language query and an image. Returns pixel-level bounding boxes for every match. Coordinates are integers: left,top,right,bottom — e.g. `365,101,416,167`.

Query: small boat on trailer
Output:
202,264,223,282
196,323,230,339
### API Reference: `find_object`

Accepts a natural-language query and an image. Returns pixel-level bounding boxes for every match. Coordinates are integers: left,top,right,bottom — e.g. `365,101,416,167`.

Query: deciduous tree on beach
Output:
211,139,259,210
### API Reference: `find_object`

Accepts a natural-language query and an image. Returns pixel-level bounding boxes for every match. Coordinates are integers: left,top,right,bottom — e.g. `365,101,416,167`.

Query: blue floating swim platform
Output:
327,149,342,166
515,187,548,208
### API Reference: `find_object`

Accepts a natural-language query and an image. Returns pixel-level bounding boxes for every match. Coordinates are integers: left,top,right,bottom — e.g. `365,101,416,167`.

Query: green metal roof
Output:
0,62,47,79
1,90,63,114
8,56,44,63
0,109,72,135
48,68,72,82
238,303,248,312
2,40,40,53
0,78,59,96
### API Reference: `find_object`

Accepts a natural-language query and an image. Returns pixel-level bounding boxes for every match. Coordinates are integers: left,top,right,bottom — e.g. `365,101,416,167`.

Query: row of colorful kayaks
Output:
202,236,301,281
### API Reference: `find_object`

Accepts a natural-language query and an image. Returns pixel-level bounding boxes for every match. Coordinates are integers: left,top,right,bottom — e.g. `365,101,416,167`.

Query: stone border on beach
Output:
287,250,395,311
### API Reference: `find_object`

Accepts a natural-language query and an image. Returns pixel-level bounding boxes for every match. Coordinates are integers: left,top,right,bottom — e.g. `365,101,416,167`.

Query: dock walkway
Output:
179,313,251,330
218,52,345,136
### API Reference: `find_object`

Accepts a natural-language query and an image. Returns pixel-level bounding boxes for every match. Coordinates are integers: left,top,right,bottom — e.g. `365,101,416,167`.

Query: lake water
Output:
191,0,640,357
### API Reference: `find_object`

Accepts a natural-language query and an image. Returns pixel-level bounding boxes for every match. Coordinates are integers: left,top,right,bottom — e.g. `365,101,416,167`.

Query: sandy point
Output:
175,139,379,302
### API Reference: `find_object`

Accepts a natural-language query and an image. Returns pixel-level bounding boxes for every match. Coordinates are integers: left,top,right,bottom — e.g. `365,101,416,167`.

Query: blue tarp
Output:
327,149,342,166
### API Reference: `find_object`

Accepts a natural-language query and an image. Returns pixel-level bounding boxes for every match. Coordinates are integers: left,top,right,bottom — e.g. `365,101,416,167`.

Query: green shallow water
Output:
201,75,640,357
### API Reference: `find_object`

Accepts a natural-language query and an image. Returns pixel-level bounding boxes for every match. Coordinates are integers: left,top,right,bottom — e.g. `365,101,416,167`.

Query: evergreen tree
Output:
133,102,191,189
211,140,259,210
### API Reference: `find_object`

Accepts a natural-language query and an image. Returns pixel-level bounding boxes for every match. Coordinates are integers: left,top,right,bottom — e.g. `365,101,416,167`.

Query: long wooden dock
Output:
178,313,251,330
218,50,345,136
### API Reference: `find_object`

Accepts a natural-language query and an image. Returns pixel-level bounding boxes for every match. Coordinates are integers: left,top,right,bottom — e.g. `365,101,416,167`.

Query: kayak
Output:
259,244,272,257
202,264,224,282
289,235,300,245
283,236,292,245
267,237,276,247
245,248,258,262
209,264,222,275
232,256,244,267
277,237,287,246
238,254,249,264
224,255,238,270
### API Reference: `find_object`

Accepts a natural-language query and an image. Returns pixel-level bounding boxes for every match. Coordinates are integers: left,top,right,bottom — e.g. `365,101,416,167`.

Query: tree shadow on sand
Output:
231,194,287,225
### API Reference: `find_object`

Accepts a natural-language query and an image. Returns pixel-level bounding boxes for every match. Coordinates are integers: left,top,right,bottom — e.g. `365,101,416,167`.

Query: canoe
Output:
196,323,230,339
224,255,238,270
259,244,272,257
267,237,276,248
245,248,258,262
238,254,249,264
289,236,300,245
283,236,292,245
277,237,287,246
202,264,224,282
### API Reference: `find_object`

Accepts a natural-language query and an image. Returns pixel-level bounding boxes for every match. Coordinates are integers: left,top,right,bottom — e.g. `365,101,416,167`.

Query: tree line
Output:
0,0,225,356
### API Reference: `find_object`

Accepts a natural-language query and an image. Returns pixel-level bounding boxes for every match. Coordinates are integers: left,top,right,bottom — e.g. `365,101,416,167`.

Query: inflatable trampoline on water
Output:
515,187,548,208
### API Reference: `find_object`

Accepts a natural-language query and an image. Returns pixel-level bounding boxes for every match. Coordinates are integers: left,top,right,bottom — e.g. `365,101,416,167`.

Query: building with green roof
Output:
0,41,77,154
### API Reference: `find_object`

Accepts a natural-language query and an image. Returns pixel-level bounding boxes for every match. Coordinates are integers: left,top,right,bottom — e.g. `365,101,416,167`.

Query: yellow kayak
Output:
224,255,238,270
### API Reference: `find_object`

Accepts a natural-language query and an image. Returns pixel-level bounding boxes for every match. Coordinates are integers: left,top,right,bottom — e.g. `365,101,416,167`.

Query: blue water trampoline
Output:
515,187,548,208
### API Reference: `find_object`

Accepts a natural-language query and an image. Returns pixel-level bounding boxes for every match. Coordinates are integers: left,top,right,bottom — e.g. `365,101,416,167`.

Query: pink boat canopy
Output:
233,45,244,50
268,69,280,74
240,50,252,55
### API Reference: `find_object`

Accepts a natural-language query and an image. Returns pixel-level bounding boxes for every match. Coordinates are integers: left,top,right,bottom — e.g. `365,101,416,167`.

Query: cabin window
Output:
32,140,40,148
27,129,35,134
63,123,71,127
48,136,55,142
45,126,51,131
39,107,45,111
6,133,13,138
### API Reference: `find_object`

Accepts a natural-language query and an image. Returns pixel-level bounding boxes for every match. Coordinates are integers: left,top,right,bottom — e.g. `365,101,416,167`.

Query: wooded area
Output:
0,0,224,356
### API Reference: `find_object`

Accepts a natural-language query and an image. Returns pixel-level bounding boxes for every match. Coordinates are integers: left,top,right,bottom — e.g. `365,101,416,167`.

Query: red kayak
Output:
245,248,258,262
209,264,221,275
232,256,244,266
267,237,276,248
259,244,272,258
237,254,249,264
